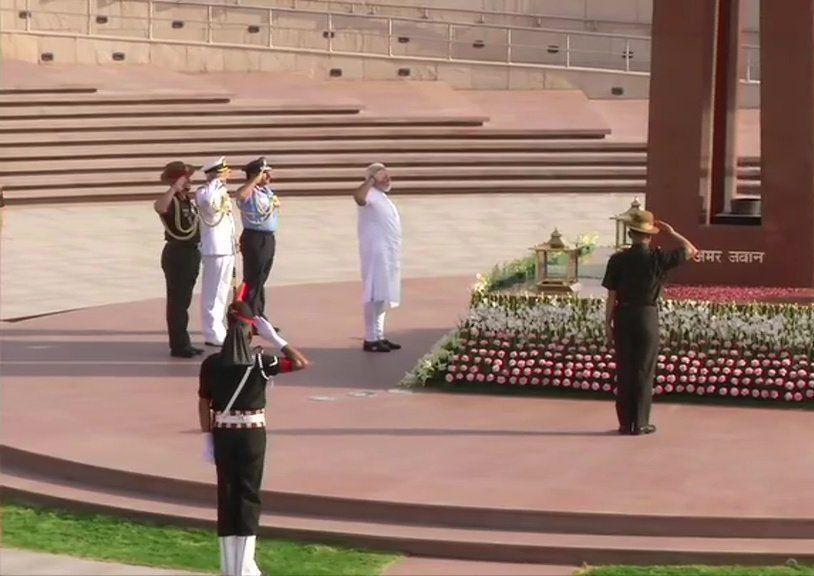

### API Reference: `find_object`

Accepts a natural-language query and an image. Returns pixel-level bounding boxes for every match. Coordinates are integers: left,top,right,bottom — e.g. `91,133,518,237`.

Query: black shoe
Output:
618,425,634,435
633,424,657,435
381,339,401,350
204,341,222,347
363,340,390,352
189,346,204,356
171,347,199,358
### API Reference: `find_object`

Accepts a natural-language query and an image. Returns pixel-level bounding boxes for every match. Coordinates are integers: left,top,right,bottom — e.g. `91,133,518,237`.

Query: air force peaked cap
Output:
244,156,271,176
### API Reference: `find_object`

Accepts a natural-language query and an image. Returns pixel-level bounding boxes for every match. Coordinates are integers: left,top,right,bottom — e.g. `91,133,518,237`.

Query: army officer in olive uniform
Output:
602,209,698,435
155,161,203,358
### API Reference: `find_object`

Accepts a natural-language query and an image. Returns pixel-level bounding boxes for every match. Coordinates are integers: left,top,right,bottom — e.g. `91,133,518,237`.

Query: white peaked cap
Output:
202,156,227,173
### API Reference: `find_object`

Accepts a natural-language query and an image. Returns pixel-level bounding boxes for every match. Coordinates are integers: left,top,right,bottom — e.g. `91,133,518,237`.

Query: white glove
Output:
253,316,288,351
203,433,215,464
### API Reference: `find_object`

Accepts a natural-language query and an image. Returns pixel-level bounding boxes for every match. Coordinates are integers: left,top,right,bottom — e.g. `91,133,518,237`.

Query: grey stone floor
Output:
0,193,633,320
0,549,204,576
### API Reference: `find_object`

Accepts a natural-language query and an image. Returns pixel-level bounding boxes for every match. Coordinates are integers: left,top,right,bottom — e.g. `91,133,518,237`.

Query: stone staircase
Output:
4,446,812,567
0,86,760,205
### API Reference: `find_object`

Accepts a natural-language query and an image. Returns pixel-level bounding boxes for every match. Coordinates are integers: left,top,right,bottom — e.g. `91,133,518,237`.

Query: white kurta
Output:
357,187,402,307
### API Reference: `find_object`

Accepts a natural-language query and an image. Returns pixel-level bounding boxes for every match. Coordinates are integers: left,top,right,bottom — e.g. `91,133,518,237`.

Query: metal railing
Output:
195,0,655,33
2,0,759,81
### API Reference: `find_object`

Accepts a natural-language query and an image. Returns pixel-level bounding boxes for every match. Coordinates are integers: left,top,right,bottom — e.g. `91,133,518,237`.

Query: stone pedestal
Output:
646,0,814,287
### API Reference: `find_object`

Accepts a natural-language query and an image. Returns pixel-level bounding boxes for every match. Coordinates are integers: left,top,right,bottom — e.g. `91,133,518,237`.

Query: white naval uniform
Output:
196,178,236,345
357,186,402,341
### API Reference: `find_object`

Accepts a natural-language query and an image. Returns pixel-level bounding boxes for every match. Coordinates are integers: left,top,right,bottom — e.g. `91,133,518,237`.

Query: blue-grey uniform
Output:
238,157,280,318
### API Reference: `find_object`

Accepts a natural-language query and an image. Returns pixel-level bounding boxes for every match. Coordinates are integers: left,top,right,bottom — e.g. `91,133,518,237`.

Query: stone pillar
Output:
709,0,741,216
759,0,814,287
646,0,718,226
646,0,814,287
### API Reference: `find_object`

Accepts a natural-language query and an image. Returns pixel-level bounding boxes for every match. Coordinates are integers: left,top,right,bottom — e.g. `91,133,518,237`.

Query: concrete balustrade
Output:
0,0,763,100
0,30,655,94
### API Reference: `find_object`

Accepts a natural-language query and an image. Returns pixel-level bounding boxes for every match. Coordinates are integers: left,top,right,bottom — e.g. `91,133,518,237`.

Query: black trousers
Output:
213,428,266,536
613,305,659,432
240,229,276,318
161,241,201,352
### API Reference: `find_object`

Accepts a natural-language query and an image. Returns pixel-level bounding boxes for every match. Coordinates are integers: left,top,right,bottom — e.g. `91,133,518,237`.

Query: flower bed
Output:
403,263,814,407
664,285,814,304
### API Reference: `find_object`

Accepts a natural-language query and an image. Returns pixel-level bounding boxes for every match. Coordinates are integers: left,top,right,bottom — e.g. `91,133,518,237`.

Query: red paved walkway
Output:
3,276,812,521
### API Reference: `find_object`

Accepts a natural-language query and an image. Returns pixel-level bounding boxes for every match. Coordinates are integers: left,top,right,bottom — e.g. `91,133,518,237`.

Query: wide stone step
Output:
0,140,647,161
5,446,812,541
0,152,650,175
0,102,363,119
0,92,234,107
738,166,761,179
1,126,610,146
3,178,650,204
0,86,97,95
0,114,489,132
1,153,762,172
2,166,650,190
4,471,812,567
0,161,757,181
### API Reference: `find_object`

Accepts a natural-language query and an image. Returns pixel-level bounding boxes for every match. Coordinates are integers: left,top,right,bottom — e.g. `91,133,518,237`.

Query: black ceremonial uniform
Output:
159,197,201,354
602,244,686,433
198,351,280,536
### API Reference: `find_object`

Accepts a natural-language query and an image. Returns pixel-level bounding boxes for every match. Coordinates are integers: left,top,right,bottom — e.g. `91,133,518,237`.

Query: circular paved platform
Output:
3,277,814,566
4,276,812,517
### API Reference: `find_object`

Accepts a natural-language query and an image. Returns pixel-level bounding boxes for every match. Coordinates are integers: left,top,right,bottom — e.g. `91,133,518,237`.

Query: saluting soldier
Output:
237,157,280,319
196,157,237,347
602,210,698,435
154,161,203,358
198,301,309,576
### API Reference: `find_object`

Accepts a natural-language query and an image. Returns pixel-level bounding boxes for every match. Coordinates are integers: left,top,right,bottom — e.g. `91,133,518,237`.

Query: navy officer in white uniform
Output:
196,157,237,347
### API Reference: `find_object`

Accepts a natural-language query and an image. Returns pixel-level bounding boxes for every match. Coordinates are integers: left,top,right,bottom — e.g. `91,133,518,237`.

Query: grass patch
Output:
579,566,814,576
2,501,397,576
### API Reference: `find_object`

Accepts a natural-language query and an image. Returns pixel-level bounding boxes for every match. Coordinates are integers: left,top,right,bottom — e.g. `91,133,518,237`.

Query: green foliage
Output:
473,232,600,297
400,329,460,387
2,502,397,576
479,254,538,293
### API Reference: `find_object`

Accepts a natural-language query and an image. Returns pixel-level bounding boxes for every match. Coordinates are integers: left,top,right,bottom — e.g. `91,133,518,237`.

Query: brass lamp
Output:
531,229,581,294
612,197,642,250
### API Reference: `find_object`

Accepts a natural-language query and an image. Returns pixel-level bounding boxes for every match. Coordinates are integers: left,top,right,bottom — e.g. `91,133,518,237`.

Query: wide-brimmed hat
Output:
160,161,197,184
625,209,660,235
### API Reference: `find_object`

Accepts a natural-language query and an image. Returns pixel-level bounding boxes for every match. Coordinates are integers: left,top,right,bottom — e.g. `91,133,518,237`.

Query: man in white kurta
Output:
196,157,236,346
353,163,402,352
